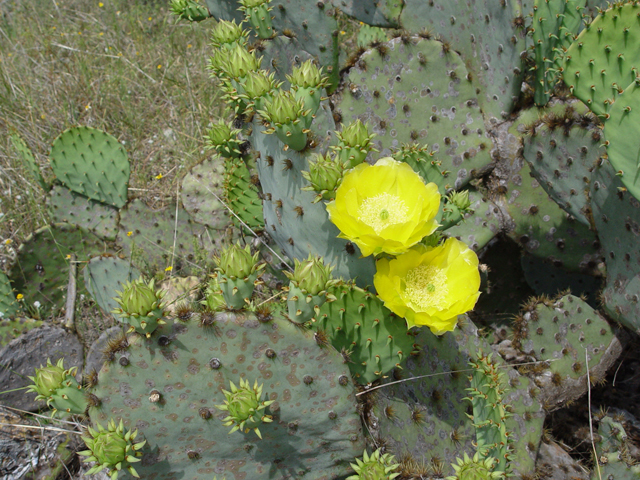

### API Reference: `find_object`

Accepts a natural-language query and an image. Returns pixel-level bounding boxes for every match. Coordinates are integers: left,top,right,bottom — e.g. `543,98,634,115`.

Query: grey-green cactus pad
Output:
90,311,364,480
117,199,217,276
9,223,107,315
47,185,119,241
399,0,526,119
0,272,20,319
83,256,142,316
180,156,228,229
49,126,130,208
335,36,493,190
590,159,640,334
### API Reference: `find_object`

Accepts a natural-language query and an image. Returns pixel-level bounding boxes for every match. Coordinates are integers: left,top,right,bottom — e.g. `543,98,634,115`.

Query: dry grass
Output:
0,0,223,247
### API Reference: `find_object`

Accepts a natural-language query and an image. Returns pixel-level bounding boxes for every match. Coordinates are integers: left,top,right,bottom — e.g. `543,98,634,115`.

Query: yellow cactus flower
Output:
374,238,480,335
325,157,440,257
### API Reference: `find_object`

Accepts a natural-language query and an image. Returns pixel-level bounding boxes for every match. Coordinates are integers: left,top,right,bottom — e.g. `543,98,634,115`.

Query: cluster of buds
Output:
446,452,503,480
113,277,166,337
79,419,146,480
210,19,247,50
284,255,338,323
215,243,265,309
347,449,400,480
27,358,88,417
215,378,274,439
242,69,282,112
332,119,378,168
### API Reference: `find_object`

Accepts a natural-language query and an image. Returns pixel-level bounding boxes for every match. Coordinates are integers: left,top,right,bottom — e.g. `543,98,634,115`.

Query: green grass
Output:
0,0,222,250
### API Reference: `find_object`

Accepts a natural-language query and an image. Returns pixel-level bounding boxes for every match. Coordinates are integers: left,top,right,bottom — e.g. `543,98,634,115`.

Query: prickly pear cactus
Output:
49,126,130,208
88,310,365,479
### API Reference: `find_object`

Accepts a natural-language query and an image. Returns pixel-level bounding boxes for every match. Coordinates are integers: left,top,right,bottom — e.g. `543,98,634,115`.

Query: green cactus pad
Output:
562,2,640,117
522,109,604,227
316,283,419,384
356,24,389,49
399,0,526,119
83,256,142,317
603,80,640,202
170,0,211,22
590,159,640,334
224,157,265,232
591,414,640,479
336,36,492,190
117,199,216,276
89,310,365,479
9,223,106,315
49,126,130,208
47,185,119,241
338,0,403,28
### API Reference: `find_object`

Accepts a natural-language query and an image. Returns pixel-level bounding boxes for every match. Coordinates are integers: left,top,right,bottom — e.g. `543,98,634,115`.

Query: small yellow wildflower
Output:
148,16,152,21
187,44,192,48
157,65,162,69
66,254,71,259
165,266,173,272
16,293,24,301
4,239,12,245
155,173,163,179
374,238,481,335
340,30,346,35
127,231,133,237
326,157,440,257
98,2,104,6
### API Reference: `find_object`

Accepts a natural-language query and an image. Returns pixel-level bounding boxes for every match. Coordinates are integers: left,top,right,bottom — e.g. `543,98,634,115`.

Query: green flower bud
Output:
79,419,146,480
243,70,281,100
287,60,328,89
337,120,375,148
226,44,262,81
301,152,345,201
446,452,503,480
216,243,262,279
259,90,307,125
28,358,66,397
115,278,163,318
211,19,247,48
202,276,226,311
284,255,338,295
448,190,472,212
333,120,378,167
205,119,243,158
347,449,400,480
207,49,230,77
215,378,274,439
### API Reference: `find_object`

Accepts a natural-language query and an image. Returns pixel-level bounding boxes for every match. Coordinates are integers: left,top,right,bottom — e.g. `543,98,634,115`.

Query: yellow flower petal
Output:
326,158,441,256
374,238,480,335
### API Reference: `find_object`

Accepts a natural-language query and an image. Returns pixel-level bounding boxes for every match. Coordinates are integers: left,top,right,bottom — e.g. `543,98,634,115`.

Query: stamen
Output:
405,265,448,310
358,193,409,233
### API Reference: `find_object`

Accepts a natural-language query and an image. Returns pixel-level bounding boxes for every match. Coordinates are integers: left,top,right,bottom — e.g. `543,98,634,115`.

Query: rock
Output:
535,439,589,480
0,326,83,412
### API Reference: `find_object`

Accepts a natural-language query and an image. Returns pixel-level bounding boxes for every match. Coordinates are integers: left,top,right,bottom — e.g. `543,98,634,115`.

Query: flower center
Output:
358,193,409,233
404,265,449,310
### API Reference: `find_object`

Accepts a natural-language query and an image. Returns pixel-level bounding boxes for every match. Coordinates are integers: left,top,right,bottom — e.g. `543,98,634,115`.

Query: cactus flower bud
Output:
287,60,328,90
301,152,345,202
216,243,261,279
115,278,162,317
215,378,274,439
285,255,337,296
333,120,378,167
446,452,503,480
210,19,247,49
28,358,67,398
113,278,166,337
226,43,262,81
259,90,306,125
79,419,146,480
347,449,400,480
448,190,471,212
169,0,210,22
205,119,243,158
